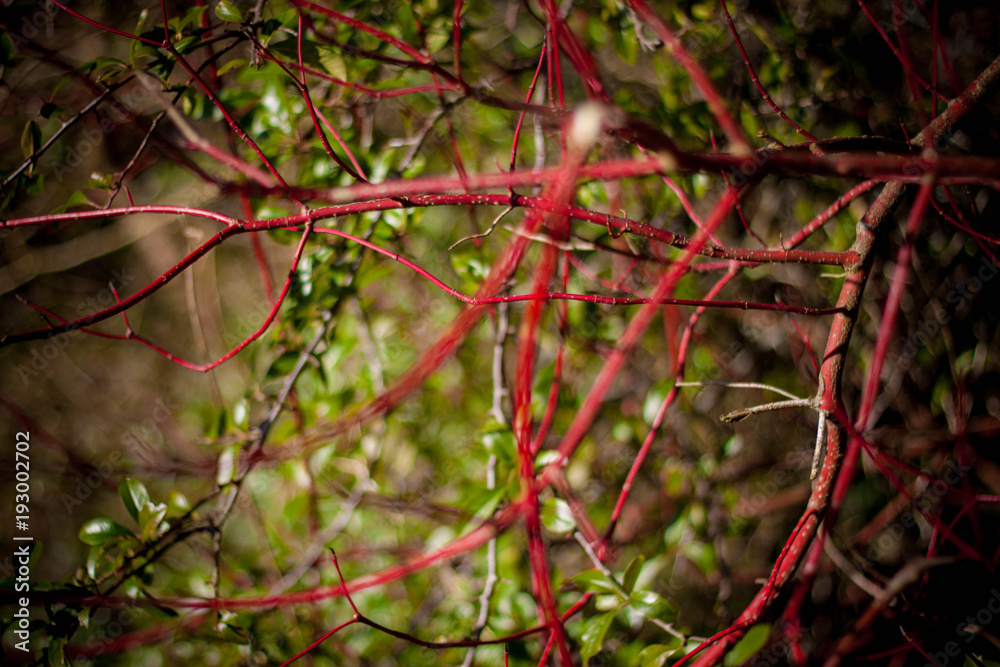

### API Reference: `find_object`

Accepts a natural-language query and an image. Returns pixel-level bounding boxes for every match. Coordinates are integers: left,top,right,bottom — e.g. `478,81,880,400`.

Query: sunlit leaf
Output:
540,496,575,535
636,643,681,667
581,610,618,666
79,519,134,546
215,0,243,23
118,478,150,523
316,46,347,81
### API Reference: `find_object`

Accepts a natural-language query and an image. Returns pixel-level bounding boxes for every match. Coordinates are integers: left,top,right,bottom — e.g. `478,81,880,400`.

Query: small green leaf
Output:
636,643,680,667
0,32,19,63
25,172,44,196
643,381,672,425
614,28,639,66
86,547,99,579
79,518,134,546
965,657,1000,667
622,555,645,595
215,0,244,23
168,490,191,514
47,637,69,666
138,501,168,541
581,610,617,666
89,172,114,189
724,623,772,667
168,5,208,36
266,351,302,381
572,570,627,598
316,46,347,81
52,190,94,213
118,478,150,523
628,590,673,619
255,203,292,221
540,496,575,536
425,26,450,54
534,450,562,470
217,58,248,75
260,18,282,39
481,422,515,461
21,120,41,160
217,444,238,486
473,487,505,520
681,540,717,576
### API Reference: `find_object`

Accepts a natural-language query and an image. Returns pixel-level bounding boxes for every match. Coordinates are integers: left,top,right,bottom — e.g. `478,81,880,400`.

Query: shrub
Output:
2,1,999,665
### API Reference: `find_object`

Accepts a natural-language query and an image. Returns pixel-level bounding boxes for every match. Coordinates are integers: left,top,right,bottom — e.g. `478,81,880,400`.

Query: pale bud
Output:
567,101,607,154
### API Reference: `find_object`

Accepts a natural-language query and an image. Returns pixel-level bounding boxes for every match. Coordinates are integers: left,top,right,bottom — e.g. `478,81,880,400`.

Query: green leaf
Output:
47,637,68,666
540,496,575,536
614,27,639,65
168,490,191,514
966,658,1000,667
581,610,617,666
217,58,248,76
643,381,672,425
636,643,680,667
628,590,673,619
473,487,505,520
255,203,292,221
118,478,150,523
572,570,627,598
724,623,772,667
316,45,347,81
25,172,44,195
534,449,562,470
266,350,303,381
681,540,717,576
89,172,114,189
47,190,92,214
138,501,168,541
260,18,282,41
79,518,134,546
0,32,18,63
217,444,238,486
480,422,515,461
215,0,244,23
85,547,99,579
21,120,40,160
168,5,209,35
622,555,645,595
425,25,450,54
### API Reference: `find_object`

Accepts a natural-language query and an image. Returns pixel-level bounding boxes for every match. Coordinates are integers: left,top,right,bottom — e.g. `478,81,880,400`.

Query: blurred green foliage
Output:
1,0,999,666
